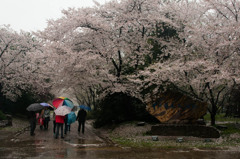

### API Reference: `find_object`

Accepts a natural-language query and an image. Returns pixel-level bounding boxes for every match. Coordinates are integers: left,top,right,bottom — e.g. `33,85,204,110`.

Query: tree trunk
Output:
205,82,223,126
210,102,218,126
111,50,122,78
210,112,216,126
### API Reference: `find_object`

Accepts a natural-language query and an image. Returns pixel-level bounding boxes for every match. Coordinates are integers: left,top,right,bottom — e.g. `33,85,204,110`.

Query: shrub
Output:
0,110,6,120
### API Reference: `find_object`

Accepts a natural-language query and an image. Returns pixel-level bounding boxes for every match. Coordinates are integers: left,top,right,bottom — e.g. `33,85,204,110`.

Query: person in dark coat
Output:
76,109,87,134
64,114,70,134
28,111,37,136
53,111,56,134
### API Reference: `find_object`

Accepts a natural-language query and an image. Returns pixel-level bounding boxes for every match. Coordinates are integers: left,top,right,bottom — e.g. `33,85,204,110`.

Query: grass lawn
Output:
109,114,240,149
204,113,240,123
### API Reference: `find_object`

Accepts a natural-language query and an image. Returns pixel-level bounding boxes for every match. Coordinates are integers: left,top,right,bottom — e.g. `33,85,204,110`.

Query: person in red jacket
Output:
55,115,65,139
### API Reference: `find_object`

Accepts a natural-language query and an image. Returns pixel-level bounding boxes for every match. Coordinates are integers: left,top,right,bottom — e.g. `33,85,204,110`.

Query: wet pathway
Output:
0,120,240,159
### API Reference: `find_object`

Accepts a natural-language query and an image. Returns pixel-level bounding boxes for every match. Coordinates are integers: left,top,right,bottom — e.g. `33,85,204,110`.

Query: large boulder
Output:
146,91,207,124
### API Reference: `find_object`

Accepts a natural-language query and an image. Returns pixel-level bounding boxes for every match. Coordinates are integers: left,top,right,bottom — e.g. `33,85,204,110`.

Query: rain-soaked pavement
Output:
1,120,240,159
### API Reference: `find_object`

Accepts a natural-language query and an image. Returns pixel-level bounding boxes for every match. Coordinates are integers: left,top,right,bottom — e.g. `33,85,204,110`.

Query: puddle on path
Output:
63,137,106,148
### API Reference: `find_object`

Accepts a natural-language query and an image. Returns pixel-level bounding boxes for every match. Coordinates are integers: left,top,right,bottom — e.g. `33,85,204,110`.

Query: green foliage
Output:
0,110,6,120
204,113,240,135
219,124,240,135
111,137,158,148
204,113,240,122
225,85,240,117
86,111,95,120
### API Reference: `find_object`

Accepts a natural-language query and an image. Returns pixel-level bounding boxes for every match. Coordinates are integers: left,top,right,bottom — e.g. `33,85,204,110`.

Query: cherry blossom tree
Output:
35,0,239,126
37,0,179,101
136,0,240,125
0,26,51,101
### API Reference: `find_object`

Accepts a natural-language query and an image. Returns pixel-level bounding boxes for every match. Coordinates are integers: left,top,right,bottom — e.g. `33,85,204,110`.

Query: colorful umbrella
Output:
67,112,76,124
52,97,74,109
54,106,71,116
26,103,43,112
79,105,91,111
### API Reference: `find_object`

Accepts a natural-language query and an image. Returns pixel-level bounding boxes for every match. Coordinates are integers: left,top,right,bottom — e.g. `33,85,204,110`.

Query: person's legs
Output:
55,123,59,138
40,118,43,130
30,120,34,136
60,123,64,138
46,117,49,129
53,120,56,134
78,121,81,132
44,119,47,129
33,120,36,134
82,121,85,134
46,121,49,129
64,123,67,134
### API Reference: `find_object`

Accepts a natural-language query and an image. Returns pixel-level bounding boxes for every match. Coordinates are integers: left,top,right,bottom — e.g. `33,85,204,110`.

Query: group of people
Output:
53,108,87,139
28,107,87,138
28,106,51,136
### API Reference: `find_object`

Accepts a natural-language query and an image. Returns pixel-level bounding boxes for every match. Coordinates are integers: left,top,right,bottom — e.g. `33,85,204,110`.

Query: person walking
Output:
39,108,45,130
43,107,50,130
55,115,65,139
28,111,37,136
64,114,69,134
53,111,56,134
76,109,87,134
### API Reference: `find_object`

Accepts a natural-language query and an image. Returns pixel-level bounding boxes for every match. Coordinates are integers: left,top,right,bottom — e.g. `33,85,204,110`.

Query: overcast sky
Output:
0,0,109,32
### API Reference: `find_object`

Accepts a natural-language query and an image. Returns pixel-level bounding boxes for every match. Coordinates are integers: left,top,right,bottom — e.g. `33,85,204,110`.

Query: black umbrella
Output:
26,103,43,112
